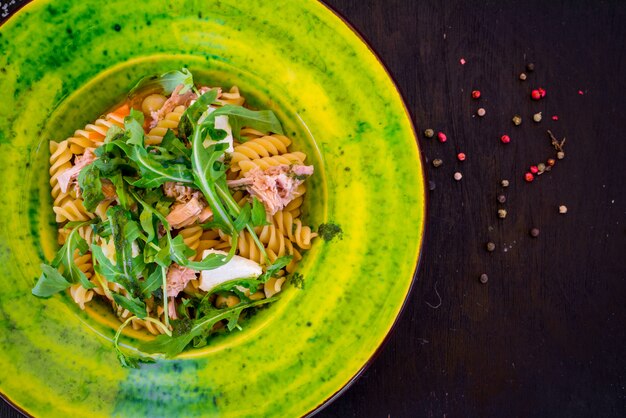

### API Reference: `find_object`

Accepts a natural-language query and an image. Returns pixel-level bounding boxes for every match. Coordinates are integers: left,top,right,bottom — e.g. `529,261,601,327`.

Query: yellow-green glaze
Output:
0,1,425,417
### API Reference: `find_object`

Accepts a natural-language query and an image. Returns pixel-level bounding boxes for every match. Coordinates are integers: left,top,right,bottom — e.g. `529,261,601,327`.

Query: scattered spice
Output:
519,73,527,81
501,134,511,144
537,163,546,174
559,205,568,214
552,115,559,121
486,242,496,252
479,273,489,284
497,194,506,203
428,180,436,191
477,108,486,117
471,90,481,99
530,165,539,174
547,158,555,166
557,151,565,160
525,172,534,182
424,128,435,138
497,209,507,219
437,132,447,143
548,130,566,159
529,228,540,238
432,158,443,168
538,87,546,98
531,90,542,100
501,179,510,187
512,115,522,126
454,172,463,181
526,63,535,72
460,58,466,65
533,112,542,123
578,90,584,95
457,152,466,161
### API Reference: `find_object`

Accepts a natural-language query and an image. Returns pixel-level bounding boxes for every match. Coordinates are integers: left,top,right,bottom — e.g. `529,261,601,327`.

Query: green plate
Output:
0,0,425,416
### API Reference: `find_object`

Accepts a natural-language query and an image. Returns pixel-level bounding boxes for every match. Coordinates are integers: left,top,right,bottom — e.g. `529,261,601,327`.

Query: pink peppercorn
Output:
525,172,534,182
538,87,546,97
530,165,539,174
437,132,447,143
531,90,541,100
471,90,481,99
457,152,466,161
552,115,559,121
501,134,511,144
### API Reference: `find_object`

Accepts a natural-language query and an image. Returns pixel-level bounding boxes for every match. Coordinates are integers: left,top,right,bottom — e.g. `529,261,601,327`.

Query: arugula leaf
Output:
124,109,145,146
112,293,147,319
259,255,293,283
232,202,251,233
178,89,219,140
139,296,279,357
208,105,284,141
77,163,104,212
161,129,191,158
92,244,131,289
32,264,72,297
129,68,195,97
251,197,270,226
140,265,164,297
104,125,124,143
109,172,132,210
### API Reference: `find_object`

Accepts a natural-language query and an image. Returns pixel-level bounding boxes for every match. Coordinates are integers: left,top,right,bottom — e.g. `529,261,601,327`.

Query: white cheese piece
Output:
200,106,234,153
198,249,262,292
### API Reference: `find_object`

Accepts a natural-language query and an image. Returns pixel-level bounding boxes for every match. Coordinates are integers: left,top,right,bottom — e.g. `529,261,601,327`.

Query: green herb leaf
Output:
318,223,343,241
77,163,104,212
104,125,124,143
161,129,191,159
233,202,251,233
209,105,284,141
129,68,194,97
139,296,279,357
32,264,72,297
140,265,164,297
259,255,293,283
251,197,270,226
178,89,219,140
112,293,147,319
289,272,305,289
124,109,145,146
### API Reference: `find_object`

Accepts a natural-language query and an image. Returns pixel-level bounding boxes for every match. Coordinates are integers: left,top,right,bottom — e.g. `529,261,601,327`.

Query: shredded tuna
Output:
227,164,314,215
149,84,197,129
166,196,205,228
57,148,97,193
165,263,197,298
168,298,178,320
163,181,196,203
198,206,213,223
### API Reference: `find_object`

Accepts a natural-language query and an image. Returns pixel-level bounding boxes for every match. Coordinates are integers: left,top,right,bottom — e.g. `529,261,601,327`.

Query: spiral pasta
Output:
67,105,129,155
238,152,307,174
230,135,291,172
146,105,186,145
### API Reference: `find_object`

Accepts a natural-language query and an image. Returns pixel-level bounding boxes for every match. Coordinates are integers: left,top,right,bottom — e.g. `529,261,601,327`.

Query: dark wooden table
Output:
2,0,625,417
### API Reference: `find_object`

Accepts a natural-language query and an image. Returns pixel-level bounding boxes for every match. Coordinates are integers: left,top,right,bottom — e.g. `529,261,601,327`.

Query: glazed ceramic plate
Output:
0,0,425,416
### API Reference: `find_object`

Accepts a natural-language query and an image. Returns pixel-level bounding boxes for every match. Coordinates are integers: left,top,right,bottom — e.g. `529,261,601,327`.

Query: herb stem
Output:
161,265,170,329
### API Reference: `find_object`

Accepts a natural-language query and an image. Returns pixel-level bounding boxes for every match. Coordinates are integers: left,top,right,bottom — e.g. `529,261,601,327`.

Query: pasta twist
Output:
272,211,317,249
67,105,129,155
178,225,203,258
238,152,306,174
53,199,94,223
230,135,291,172
49,140,74,207
58,224,95,246
217,86,245,106
146,105,186,145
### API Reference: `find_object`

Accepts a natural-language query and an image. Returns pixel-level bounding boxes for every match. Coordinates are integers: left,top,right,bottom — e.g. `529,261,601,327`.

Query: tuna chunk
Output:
57,148,97,193
149,84,198,129
163,181,196,203
166,196,205,228
165,263,197,298
227,164,314,215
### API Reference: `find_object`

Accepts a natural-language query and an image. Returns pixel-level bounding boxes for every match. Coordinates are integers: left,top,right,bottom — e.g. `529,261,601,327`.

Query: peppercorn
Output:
477,108,486,117
424,128,435,138
537,163,546,173
501,179,510,187
559,205,568,214
498,209,507,219
538,87,546,97
529,228,540,237
432,158,443,168
526,62,535,72
557,151,565,159
457,152,466,161
533,112,542,122
531,90,541,100
519,73,527,81
512,115,522,126
552,115,559,121
497,194,506,203
471,90,481,99
454,172,463,181
547,158,556,166
428,180,436,191
479,273,489,284
486,242,496,252
525,172,534,182
437,132,447,143
530,165,539,174
501,134,511,144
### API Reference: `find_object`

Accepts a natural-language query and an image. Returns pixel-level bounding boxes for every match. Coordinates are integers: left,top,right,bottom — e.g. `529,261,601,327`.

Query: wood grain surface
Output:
2,0,625,417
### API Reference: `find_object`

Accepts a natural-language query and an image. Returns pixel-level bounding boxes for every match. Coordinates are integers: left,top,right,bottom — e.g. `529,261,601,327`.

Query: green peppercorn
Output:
432,158,443,168
526,62,535,72
533,112,542,123
424,128,435,138
512,115,522,126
